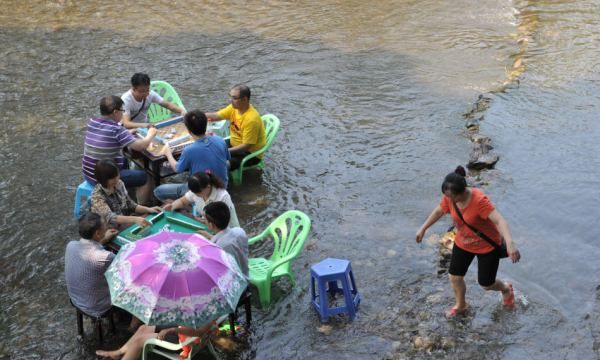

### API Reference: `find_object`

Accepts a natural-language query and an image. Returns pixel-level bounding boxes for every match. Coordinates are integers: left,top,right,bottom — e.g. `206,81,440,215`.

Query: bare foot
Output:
95,349,123,360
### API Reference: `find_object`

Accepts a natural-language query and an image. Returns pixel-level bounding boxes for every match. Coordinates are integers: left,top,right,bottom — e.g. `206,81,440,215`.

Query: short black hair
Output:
131,73,151,88
183,110,207,136
232,84,251,100
203,201,230,230
94,159,120,188
78,212,104,239
99,95,124,116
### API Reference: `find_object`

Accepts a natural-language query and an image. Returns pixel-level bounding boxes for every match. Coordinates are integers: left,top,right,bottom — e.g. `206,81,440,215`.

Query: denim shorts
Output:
120,169,147,188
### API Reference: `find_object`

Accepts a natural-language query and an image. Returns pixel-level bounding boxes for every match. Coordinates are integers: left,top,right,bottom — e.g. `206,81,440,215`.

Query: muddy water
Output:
0,0,598,359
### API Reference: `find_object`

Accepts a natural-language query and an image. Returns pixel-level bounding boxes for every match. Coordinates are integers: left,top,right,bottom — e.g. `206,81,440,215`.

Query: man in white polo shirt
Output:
120,73,186,129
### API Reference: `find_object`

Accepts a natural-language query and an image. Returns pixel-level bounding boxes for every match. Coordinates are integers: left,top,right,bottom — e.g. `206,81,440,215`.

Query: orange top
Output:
439,188,500,254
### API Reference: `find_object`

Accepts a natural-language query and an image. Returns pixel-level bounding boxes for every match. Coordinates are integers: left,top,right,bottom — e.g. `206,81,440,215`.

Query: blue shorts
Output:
120,169,147,188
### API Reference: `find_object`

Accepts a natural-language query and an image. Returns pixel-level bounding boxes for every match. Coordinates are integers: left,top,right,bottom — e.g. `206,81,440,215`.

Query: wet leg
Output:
449,274,468,311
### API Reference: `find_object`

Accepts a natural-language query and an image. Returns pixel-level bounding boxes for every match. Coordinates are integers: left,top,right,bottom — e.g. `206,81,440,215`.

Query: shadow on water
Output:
0,3,598,359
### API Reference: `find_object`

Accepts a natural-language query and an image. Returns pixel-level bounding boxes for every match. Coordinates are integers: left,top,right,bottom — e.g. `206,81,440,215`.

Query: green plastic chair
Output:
141,315,228,360
148,80,185,124
248,210,311,307
229,114,280,186
141,335,220,360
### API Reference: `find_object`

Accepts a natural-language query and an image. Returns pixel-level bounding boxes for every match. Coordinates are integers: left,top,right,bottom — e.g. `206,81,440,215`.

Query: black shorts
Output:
448,244,499,287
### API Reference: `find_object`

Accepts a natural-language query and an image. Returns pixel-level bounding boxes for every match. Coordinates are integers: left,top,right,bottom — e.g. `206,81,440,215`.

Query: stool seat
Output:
73,180,95,218
310,258,360,322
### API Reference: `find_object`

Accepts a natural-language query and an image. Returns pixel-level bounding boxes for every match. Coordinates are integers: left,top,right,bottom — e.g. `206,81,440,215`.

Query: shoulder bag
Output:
451,201,508,258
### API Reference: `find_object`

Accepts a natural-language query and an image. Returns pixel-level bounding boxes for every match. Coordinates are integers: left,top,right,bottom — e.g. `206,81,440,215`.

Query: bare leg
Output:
483,280,511,300
449,274,468,311
96,325,156,360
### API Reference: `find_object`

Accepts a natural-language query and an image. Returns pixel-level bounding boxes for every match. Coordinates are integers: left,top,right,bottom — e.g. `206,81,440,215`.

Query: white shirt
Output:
121,89,163,123
185,187,240,228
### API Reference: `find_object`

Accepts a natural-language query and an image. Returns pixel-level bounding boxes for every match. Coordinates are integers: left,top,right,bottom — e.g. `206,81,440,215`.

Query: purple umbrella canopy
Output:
105,231,247,328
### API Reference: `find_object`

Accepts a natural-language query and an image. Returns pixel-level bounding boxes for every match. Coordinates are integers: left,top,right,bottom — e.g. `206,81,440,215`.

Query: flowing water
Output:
0,0,599,359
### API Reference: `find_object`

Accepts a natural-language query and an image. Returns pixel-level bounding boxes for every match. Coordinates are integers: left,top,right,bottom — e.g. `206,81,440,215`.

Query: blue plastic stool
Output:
310,258,361,322
73,181,94,218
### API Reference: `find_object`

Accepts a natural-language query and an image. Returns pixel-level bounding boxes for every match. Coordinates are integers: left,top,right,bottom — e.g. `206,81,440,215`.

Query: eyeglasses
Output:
229,95,242,101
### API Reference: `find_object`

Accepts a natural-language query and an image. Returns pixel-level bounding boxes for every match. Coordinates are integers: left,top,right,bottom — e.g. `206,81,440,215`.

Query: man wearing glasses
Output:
81,95,157,205
206,84,266,171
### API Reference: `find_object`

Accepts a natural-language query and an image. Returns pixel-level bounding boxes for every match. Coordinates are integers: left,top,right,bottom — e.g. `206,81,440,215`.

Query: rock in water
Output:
468,142,499,170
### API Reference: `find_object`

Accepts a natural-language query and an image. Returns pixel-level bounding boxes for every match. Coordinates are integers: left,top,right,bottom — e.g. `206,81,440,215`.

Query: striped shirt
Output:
82,117,136,183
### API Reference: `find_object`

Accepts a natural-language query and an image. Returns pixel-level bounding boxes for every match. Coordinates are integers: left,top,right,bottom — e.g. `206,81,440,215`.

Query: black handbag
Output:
452,201,509,258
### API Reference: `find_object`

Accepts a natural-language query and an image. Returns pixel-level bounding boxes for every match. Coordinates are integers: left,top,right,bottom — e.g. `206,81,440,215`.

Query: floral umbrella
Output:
105,231,247,328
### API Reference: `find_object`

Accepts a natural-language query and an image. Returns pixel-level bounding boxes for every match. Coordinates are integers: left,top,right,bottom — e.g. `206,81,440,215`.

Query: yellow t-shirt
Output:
217,104,266,156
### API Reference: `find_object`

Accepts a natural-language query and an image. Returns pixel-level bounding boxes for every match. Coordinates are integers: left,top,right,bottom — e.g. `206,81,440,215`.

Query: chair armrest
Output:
248,230,270,245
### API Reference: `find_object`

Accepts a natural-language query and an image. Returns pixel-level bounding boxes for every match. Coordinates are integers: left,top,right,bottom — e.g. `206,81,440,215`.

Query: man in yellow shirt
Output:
206,85,266,171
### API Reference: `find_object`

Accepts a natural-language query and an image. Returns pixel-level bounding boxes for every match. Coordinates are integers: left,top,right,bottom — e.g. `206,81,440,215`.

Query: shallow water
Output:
0,0,599,359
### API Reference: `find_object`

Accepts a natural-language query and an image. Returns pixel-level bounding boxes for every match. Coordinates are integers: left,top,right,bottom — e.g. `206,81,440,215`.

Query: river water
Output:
0,0,599,359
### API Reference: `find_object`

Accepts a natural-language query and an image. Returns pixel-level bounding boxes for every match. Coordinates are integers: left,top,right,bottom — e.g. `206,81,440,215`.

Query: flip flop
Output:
445,306,469,319
503,282,515,307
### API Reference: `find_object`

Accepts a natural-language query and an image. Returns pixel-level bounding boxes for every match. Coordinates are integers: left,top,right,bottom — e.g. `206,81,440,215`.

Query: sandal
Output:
445,306,468,319
503,282,515,307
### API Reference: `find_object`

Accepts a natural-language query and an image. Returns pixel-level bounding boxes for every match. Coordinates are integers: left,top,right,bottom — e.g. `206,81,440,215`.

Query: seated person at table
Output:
96,320,219,360
90,159,162,228
65,212,118,317
120,72,186,129
82,95,157,205
163,172,240,228
200,201,249,277
206,84,266,171
154,110,230,201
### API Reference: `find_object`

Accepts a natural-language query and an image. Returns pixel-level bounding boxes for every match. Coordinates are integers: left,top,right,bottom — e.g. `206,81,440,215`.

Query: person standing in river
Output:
415,166,521,317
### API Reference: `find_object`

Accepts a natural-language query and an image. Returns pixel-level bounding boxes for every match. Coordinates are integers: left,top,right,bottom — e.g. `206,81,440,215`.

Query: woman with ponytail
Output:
163,171,240,228
416,166,520,318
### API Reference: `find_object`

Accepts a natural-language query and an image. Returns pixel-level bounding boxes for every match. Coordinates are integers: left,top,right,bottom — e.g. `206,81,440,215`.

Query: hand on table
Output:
162,203,173,211
103,228,119,241
147,126,158,137
147,206,162,214
135,217,152,227
197,229,213,240
161,145,172,155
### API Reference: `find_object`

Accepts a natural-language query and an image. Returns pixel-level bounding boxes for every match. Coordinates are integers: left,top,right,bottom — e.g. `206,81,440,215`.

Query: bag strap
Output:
451,201,501,251
130,96,146,121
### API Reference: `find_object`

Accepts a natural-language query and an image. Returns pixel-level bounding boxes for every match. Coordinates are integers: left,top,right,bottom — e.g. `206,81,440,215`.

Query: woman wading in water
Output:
416,166,521,317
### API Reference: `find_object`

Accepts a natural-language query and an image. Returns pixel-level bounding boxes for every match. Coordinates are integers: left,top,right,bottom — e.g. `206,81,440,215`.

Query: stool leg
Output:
317,279,329,322
76,310,84,339
343,275,357,321
96,319,103,345
327,280,339,296
229,312,236,336
349,271,360,307
244,295,252,324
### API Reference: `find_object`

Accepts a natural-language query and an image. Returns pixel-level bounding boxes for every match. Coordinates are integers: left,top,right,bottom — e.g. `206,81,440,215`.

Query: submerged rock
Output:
468,142,499,170
465,116,482,130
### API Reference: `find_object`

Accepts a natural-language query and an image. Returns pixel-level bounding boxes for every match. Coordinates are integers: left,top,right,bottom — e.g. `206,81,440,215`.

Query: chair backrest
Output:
148,80,185,123
261,114,280,150
266,210,311,263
